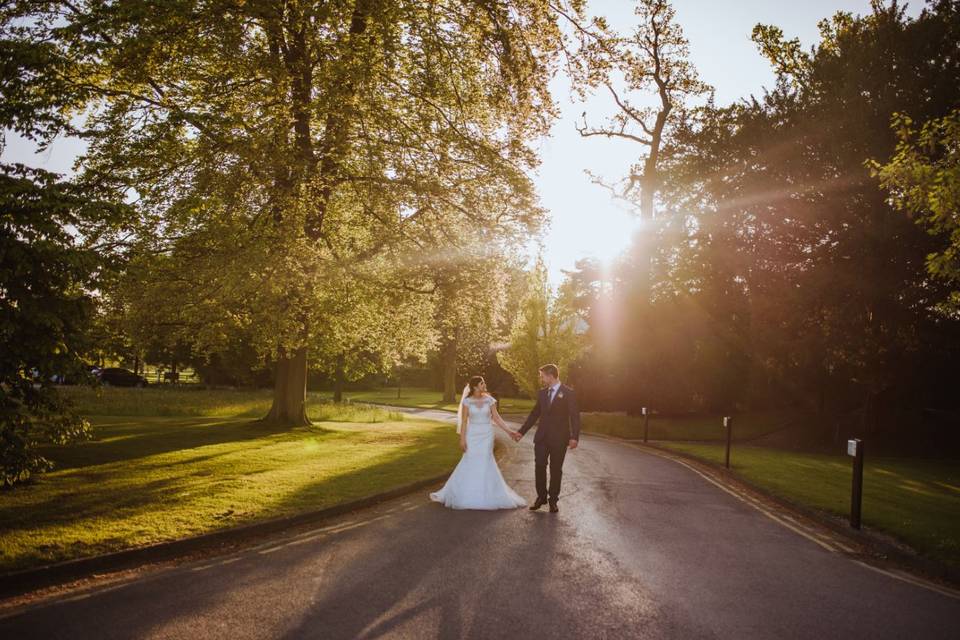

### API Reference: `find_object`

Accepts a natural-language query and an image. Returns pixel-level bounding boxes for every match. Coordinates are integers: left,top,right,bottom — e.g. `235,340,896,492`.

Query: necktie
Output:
547,387,556,406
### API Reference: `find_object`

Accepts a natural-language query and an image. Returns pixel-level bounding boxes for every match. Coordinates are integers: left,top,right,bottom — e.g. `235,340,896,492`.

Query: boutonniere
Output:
557,392,564,399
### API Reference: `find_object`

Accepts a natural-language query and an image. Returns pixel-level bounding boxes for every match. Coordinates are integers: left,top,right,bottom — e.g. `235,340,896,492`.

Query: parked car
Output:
49,365,99,386
96,367,148,388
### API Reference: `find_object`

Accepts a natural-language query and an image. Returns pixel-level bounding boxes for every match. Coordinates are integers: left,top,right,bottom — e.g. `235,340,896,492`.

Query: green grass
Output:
657,442,960,570
325,387,536,414
59,386,405,421
581,410,801,441
60,385,534,417
1,391,459,573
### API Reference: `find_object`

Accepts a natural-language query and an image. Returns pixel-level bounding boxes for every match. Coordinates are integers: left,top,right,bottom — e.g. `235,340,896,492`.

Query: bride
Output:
429,376,527,510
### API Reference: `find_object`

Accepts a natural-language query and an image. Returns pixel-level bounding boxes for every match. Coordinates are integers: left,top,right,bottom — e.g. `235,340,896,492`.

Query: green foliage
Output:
0,164,119,485
872,109,960,311
2,1,578,421
570,1,960,418
33,0,558,356
497,259,585,398
429,251,527,400
309,265,437,384
57,386,403,422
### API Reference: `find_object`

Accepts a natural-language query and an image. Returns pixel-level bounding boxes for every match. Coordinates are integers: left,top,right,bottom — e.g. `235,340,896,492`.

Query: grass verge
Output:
58,386,404,421
1,396,458,574
59,385,535,417
581,409,804,441
324,387,536,414
657,442,960,570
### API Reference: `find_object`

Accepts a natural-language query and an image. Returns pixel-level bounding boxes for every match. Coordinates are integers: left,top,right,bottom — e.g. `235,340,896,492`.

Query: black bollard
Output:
723,416,733,469
848,439,864,529
642,407,649,443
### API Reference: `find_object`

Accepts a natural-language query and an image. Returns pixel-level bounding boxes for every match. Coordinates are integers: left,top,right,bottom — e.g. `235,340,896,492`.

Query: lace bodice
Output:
464,395,496,423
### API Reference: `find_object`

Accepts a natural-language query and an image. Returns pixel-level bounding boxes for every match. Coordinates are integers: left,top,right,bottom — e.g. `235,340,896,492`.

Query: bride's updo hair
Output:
467,375,485,397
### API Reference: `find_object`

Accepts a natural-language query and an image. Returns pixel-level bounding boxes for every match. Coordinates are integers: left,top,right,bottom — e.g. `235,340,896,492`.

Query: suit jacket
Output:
519,384,581,445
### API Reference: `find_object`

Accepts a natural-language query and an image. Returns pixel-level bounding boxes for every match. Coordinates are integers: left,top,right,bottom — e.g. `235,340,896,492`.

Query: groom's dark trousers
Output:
519,384,581,504
534,440,568,504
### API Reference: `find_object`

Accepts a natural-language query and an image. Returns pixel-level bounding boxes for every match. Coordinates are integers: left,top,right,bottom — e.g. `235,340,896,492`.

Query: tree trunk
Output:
333,353,345,403
263,346,311,426
441,337,458,403
637,173,656,303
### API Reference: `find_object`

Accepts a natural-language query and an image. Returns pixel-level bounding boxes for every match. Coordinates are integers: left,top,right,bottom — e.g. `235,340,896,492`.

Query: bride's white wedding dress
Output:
429,395,526,510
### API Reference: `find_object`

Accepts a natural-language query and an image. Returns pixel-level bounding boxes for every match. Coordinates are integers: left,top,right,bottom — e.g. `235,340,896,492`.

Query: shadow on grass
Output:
34,417,317,471
0,424,457,573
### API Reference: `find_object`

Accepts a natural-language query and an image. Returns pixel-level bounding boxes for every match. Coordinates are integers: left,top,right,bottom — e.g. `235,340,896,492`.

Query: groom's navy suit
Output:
518,383,581,505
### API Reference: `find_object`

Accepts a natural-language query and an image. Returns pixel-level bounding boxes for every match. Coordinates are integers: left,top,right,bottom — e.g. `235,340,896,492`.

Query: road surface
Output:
2,408,958,638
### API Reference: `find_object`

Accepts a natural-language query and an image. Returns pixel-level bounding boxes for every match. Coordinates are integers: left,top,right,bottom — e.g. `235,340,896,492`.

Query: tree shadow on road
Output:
274,508,577,639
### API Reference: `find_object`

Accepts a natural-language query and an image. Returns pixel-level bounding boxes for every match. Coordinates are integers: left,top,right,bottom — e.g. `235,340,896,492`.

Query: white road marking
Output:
215,556,241,567
852,561,960,601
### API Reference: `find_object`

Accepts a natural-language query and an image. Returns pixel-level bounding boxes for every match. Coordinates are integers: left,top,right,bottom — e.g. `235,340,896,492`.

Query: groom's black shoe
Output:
549,502,559,513
529,497,548,511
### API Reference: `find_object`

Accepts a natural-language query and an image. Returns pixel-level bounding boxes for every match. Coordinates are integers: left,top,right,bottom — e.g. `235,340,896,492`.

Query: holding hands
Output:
509,430,522,442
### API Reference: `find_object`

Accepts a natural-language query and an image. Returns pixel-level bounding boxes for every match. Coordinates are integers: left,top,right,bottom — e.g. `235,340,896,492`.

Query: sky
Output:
2,1,925,285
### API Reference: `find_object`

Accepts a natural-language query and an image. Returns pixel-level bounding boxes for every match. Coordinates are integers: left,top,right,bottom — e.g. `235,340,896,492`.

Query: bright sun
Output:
538,195,642,284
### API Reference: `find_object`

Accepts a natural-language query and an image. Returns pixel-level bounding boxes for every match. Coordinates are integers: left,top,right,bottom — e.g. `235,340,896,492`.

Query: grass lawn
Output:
326,386,536,415
1,389,460,573
59,385,535,417
58,385,408,420
657,442,960,570
581,409,802,442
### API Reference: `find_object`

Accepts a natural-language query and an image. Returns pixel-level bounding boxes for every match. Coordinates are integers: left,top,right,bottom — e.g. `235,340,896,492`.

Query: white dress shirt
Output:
547,381,561,406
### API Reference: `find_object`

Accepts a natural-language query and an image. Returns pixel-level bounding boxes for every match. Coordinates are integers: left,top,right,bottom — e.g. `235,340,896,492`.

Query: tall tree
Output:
565,0,960,424
0,13,131,485
430,246,525,403
498,259,584,398
872,108,960,312
0,165,106,485
567,0,710,300
4,1,577,425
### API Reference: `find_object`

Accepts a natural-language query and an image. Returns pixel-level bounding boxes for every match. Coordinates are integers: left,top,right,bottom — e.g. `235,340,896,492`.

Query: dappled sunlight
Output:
934,482,960,495
59,386,410,424
897,484,936,497
0,415,459,572
308,403,405,423
872,468,899,477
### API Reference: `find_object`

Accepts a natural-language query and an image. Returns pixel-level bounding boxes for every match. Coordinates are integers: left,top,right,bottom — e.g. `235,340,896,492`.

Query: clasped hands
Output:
506,431,578,450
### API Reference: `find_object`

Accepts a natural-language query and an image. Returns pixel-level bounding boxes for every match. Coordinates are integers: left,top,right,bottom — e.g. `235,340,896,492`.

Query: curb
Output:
586,431,960,589
0,471,450,601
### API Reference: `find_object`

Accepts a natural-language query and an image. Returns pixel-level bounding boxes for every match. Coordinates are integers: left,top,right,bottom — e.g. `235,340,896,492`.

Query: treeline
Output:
563,2,960,442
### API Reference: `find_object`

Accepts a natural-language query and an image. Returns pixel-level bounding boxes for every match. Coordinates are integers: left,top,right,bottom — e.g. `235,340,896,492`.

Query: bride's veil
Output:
456,384,471,434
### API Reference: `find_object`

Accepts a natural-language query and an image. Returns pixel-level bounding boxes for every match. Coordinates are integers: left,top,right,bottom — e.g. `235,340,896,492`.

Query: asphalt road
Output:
2,408,958,639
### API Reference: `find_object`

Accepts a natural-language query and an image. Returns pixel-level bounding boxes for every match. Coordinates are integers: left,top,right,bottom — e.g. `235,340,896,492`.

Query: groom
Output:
513,364,580,513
